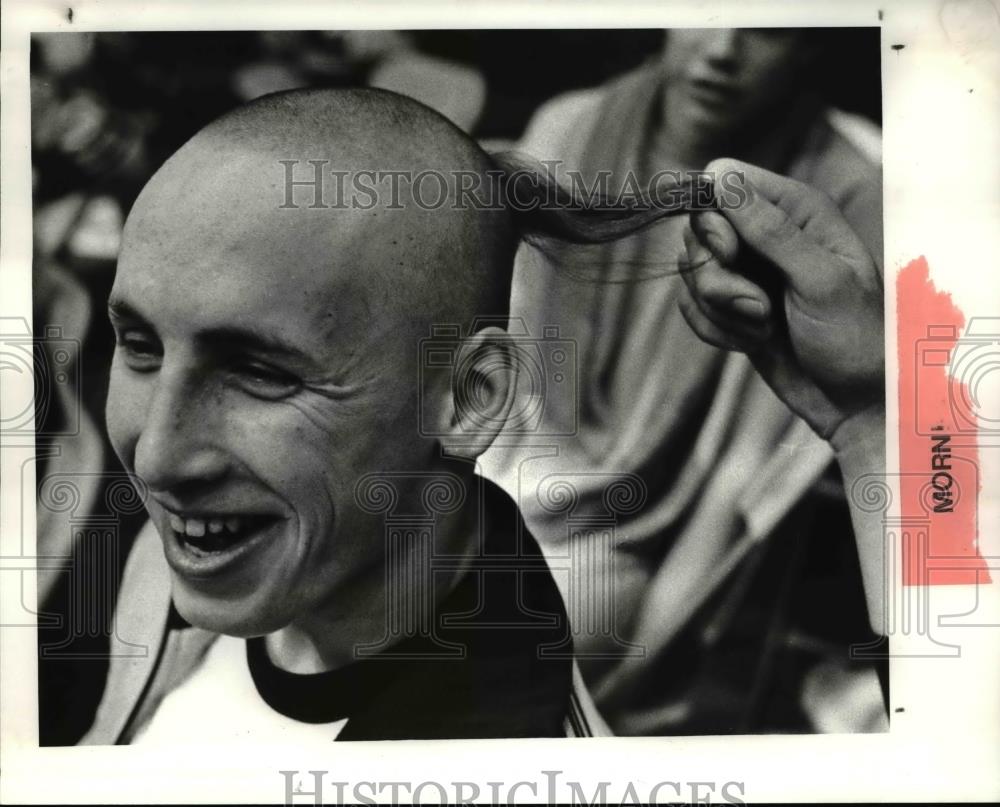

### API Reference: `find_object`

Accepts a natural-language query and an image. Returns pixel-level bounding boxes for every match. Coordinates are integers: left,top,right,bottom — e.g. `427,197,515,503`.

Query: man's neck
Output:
263,493,479,675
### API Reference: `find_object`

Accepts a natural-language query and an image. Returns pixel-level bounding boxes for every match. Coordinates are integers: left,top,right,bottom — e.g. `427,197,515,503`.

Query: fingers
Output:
677,232,773,351
709,157,844,237
677,281,760,352
681,221,772,321
705,157,872,297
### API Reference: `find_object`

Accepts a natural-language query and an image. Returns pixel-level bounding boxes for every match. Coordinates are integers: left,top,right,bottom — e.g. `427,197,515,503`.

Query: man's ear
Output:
437,326,517,461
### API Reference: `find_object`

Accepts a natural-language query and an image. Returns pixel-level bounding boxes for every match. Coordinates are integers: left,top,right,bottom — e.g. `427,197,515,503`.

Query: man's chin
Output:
170,583,290,638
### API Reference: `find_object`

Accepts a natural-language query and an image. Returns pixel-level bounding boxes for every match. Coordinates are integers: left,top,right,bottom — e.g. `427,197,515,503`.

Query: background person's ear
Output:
438,326,517,460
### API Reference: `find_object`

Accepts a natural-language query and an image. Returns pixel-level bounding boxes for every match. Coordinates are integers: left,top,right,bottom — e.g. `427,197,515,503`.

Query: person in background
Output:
479,28,886,735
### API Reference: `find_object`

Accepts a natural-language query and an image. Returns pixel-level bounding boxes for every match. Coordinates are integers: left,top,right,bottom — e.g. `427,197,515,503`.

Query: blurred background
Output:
30,29,882,745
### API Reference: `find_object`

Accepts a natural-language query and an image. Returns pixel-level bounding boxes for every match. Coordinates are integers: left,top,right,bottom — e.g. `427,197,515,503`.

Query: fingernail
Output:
706,232,727,258
731,296,766,319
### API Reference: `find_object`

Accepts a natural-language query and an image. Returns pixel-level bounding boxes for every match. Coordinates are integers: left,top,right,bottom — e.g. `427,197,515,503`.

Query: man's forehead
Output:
113,187,384,357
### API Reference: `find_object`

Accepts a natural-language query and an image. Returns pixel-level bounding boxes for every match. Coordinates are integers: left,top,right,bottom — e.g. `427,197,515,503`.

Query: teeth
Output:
184,518,206,538
166,513,254,540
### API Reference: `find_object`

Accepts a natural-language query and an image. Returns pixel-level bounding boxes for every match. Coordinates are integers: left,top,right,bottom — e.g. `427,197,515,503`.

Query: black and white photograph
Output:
2,1,999,804
28,24,888,746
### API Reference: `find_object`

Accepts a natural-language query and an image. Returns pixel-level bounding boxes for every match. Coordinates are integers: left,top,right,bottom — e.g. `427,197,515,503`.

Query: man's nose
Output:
133,369,228,493
701,28,741,68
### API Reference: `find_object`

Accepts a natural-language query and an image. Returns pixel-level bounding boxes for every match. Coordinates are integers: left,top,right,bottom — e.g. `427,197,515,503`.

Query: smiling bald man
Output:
81,88,609,743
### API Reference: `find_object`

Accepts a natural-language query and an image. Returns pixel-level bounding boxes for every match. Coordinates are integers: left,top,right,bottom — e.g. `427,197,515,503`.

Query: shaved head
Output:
126,88,516,339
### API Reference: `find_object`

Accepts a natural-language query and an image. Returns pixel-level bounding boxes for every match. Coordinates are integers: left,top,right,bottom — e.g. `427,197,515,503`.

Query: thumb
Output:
708,157,854,299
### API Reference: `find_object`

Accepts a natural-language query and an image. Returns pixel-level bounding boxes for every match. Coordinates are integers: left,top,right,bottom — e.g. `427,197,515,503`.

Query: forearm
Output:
830,405,888,635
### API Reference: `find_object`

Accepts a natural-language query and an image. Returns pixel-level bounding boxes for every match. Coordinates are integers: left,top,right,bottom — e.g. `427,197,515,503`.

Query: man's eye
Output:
230,361,302,400
116,330,162,371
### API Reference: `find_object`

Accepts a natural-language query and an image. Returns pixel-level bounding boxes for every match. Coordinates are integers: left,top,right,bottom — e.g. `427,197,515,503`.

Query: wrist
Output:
828,404,886,471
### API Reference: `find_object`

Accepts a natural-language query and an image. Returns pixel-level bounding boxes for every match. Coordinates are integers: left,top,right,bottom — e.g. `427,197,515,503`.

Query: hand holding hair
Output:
679,157,884,446
680,158,887,634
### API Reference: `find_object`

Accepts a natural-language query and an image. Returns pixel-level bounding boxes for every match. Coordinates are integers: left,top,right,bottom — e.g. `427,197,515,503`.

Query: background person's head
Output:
659,28,816,151
105,89,519,638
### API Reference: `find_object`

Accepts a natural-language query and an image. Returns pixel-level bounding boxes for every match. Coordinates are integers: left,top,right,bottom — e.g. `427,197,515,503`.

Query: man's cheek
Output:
104,362,142,469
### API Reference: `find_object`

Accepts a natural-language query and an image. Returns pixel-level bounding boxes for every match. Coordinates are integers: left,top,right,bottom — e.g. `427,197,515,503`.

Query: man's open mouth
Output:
166,512,279,555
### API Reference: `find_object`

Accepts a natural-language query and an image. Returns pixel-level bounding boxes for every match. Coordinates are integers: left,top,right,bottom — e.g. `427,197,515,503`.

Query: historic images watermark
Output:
351,467,647,662
1,315,81,438
276,159,749,213
914,317,1000,443
279,769,747,806
418,318,577,438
